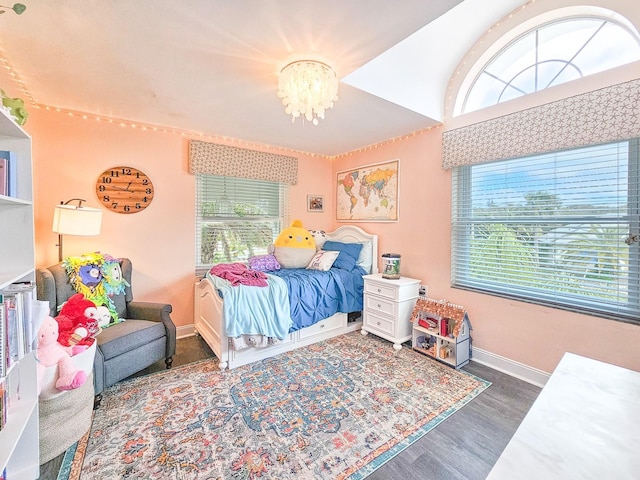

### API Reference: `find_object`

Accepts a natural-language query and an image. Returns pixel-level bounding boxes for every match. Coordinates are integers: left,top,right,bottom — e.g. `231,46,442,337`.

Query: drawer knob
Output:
377,304,382,308
377,288,381,293
320,324,325,328
377,321,381,326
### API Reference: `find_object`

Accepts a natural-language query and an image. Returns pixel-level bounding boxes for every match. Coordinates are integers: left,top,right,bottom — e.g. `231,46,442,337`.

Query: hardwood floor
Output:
39,335,540,479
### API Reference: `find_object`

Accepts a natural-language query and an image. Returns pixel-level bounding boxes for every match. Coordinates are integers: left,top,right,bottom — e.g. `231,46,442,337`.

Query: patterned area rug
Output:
58,332,490,479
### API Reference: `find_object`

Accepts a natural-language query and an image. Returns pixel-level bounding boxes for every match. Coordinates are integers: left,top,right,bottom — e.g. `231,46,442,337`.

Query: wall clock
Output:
95,166,154,214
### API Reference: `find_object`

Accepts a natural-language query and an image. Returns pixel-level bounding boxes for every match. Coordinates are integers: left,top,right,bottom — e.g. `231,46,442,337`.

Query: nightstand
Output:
361,273,420,350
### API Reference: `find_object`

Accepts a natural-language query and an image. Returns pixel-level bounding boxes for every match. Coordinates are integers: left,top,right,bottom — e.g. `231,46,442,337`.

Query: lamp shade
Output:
52,204,102,236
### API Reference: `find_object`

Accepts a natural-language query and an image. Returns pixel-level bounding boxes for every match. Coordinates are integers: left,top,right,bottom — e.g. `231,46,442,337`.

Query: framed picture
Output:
307,195,324,212
336,159,399,222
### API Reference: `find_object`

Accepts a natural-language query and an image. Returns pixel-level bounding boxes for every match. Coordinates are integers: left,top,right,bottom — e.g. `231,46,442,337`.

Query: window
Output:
451,140,640,322
195,175,288,276
461,16,640,114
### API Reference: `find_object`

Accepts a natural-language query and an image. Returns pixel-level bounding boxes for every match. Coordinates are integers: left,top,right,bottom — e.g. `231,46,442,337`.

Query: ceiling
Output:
0,0,527,156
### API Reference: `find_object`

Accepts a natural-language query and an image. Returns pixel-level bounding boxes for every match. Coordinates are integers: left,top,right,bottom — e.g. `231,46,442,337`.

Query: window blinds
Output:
195,175,289,276
451,139,640,322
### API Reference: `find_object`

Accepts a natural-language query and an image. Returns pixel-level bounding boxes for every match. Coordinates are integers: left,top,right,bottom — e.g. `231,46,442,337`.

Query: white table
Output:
487,352,640,480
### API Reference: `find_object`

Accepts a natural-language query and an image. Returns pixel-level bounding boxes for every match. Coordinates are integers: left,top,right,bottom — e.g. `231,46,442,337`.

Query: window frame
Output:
195,174,289,277
451,139,640,324
457,14,640,116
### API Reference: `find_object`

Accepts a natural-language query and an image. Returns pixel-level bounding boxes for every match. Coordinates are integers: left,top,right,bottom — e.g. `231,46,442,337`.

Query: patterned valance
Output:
442,78,640,169
189,140,298,185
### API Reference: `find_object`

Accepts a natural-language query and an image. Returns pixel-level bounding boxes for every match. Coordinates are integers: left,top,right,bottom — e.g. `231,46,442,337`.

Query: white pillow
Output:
356,241,373,273
306,250,340,271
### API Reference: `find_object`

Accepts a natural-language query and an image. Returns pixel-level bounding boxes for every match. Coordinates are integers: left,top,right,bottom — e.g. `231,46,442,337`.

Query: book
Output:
3,293,21,367
0,377,5,432
2,283,36,353
0,298,5,378
0,151,17,197
0,157,6,196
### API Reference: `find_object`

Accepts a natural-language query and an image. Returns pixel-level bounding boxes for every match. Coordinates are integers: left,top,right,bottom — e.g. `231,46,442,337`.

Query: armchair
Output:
36,257,176,407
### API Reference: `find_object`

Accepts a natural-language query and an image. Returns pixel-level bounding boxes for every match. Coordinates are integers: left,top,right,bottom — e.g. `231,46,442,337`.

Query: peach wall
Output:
26,107,333,330
333,129,640,375
26,102,640,376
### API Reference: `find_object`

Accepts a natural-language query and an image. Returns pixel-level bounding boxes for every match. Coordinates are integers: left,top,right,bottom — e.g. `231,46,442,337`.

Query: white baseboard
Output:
177,324,196,339
471,347,550,388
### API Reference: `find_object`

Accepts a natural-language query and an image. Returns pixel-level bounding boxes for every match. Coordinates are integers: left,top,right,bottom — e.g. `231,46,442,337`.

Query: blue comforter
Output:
270,266,366,331
208,265,365,338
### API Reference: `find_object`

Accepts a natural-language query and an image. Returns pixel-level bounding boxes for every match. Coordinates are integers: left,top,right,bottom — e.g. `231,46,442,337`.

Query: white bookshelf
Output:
0,108,38,479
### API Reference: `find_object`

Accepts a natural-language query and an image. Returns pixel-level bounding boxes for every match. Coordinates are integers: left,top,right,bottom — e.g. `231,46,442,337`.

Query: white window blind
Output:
452,139,640,322
195,175,289,276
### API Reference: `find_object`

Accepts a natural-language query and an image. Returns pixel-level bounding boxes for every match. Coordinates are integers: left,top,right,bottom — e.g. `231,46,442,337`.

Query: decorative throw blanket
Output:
208,263,268,287
206,271,292,340
63,253,129,325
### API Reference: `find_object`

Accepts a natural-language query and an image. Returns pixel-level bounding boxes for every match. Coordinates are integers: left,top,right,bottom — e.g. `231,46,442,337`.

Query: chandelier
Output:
277,60,339,126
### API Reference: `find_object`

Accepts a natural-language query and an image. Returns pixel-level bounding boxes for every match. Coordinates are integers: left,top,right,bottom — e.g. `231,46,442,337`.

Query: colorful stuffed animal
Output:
270,220,316,268
308,229,327,249
55,293,102,348
36,316,87,392
63,253,129,324
0,89,28,125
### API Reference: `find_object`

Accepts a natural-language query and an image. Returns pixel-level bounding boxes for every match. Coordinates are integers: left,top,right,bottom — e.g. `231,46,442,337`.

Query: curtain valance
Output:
189,140,298,185
442,78,640,169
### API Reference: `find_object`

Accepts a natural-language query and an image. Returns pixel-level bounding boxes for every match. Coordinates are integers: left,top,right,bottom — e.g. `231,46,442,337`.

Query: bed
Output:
194,225,378,369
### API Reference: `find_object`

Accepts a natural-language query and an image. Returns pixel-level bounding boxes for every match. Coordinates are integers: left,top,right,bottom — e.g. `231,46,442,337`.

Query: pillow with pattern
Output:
306,250,340,271
248,254,281,272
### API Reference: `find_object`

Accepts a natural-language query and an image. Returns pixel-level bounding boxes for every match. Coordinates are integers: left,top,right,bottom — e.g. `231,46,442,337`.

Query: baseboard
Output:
177,324,196,339
471,347,550,388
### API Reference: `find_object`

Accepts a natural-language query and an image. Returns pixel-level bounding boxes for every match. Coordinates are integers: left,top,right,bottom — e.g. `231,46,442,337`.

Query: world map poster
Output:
336,159,399,221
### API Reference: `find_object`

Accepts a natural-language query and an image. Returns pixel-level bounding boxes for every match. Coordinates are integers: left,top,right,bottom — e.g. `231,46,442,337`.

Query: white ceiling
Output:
0,0,526,156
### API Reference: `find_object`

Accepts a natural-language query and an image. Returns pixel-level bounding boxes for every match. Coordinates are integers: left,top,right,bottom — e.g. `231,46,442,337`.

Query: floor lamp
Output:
52,198,102,262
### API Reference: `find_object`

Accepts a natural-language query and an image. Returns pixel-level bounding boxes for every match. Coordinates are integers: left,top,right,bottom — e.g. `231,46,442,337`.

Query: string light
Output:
0,43,441,160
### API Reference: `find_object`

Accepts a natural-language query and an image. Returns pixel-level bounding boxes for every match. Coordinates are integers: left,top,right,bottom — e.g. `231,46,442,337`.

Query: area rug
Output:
58,331,490,479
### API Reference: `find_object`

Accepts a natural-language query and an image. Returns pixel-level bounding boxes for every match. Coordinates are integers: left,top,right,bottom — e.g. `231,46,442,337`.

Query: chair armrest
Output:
127,301,172,322
127,301,176,358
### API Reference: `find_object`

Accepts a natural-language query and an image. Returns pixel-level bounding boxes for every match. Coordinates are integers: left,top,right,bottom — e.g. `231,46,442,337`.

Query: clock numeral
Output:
142,197,149,203
98,185,106,192
109,170,119,178
111,202,118,209
142,179,149,185
121,167,132,176
145,188,152,194
135,203,142,209
101,176,112,184
123,205,131,212
102,195,110,202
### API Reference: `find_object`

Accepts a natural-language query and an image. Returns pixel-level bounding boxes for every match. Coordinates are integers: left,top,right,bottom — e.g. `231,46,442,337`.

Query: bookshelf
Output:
0,108,38,479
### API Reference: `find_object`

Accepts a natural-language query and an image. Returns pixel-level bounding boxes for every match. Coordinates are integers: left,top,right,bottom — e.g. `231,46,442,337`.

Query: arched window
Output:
460,16,640,114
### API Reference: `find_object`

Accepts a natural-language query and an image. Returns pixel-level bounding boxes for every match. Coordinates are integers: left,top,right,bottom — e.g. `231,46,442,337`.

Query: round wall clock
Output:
95,166,154,214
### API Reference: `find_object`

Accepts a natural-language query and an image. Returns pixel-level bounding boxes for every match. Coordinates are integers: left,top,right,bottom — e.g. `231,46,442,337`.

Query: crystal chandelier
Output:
277,60,339,126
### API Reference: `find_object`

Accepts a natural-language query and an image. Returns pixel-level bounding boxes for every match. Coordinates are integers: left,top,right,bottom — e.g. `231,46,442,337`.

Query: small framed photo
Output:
307,195,324,212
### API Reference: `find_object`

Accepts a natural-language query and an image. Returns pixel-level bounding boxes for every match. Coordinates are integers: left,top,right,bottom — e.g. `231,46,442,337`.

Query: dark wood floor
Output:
39,335,540,480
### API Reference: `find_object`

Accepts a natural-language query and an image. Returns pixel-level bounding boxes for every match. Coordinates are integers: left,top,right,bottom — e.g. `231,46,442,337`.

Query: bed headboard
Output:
326,225,379,274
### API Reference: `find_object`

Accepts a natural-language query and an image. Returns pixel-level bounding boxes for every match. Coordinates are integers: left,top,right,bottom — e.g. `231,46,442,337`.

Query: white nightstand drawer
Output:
364,294,397,317
364,281,399,300
364,311,395,336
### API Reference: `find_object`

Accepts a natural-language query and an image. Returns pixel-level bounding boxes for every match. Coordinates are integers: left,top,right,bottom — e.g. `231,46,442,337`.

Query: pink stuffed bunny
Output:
36,315,87,392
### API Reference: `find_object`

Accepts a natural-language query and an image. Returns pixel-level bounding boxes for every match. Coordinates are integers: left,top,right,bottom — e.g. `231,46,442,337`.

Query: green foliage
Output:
201,221,275,264
0,3,26,14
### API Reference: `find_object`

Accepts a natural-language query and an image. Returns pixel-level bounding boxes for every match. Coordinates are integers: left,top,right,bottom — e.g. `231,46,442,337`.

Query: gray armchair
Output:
36,258,176,407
